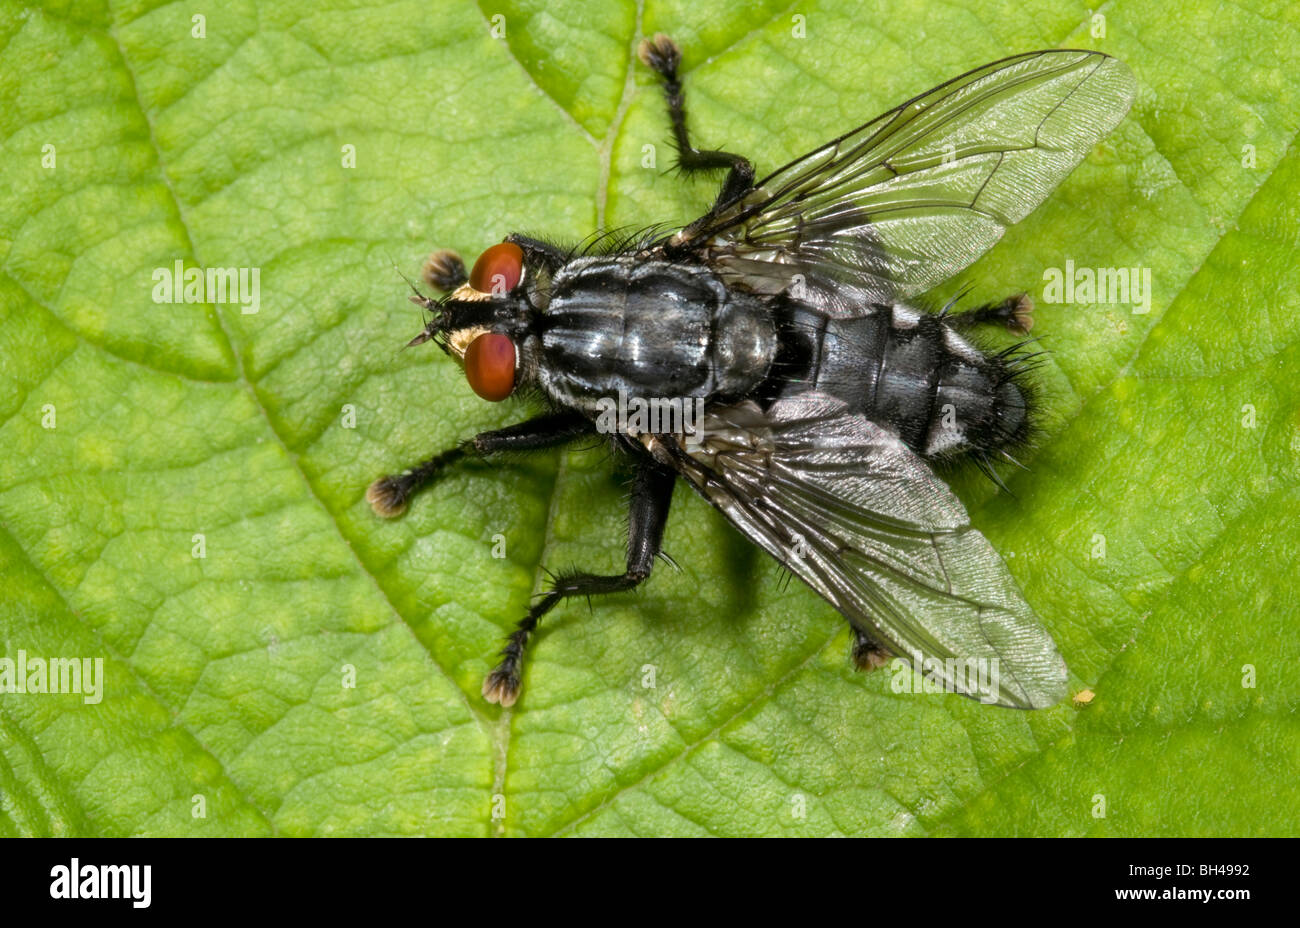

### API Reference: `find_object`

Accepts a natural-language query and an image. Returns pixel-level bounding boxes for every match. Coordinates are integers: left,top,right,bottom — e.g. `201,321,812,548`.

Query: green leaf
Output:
1,0,1297,837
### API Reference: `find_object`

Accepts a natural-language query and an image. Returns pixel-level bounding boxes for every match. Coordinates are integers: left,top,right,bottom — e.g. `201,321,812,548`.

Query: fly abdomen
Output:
925,354,1029,458
771,302,1031,461
874,308,944,451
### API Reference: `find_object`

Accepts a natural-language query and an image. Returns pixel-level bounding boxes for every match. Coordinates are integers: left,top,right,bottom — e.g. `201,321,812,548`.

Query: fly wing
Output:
669,393,1067,708
675,50,1136,311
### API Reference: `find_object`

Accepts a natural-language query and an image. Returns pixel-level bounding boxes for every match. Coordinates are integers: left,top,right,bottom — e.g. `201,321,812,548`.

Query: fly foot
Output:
851,630,893,672
637,33,681,79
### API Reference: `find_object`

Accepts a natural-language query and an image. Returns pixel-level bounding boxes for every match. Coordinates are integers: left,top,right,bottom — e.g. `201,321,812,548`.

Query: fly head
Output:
406,241,547,402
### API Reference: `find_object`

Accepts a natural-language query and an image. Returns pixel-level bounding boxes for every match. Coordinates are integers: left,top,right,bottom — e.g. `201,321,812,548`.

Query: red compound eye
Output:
469,242,524,294
464,333,516,401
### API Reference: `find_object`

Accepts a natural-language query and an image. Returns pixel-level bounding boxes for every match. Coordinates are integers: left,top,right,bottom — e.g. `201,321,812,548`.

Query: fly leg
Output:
367,412,592,518
638,34,756,214
949,292,1035,335
851,628,893,671
482,459,676,707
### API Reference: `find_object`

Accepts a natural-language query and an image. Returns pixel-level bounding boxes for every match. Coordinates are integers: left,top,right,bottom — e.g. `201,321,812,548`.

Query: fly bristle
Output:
980,338,1047,487
993,334,1045,360
972,451,1013,494
657,550,682,573
938,282,977,319
1000,449,1029,470
573,223,674,257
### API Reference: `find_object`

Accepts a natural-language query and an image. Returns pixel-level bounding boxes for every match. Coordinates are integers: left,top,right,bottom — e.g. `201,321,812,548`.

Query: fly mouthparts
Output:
405,319,441,348
405,301,443,347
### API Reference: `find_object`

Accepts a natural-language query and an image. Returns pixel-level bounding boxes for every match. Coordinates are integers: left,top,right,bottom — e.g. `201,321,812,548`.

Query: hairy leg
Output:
949,292,1034,335
482,459,677,707
637,34,756,213
367,412,592,518
851,628,893,672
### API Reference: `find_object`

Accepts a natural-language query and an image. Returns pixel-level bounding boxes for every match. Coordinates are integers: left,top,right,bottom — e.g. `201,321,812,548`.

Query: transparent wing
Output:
676,50,1136,311
670,394,1068,708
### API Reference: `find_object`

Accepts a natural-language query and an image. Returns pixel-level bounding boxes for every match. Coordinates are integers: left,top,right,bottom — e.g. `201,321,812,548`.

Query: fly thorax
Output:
536,257,776,421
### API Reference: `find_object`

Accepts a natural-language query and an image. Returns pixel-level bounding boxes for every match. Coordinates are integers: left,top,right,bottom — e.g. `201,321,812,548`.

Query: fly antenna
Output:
388,261,444,350
392,262,435,310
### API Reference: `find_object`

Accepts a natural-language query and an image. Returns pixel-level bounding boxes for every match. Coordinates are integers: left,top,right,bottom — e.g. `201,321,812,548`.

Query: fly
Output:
368,37,1136,709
